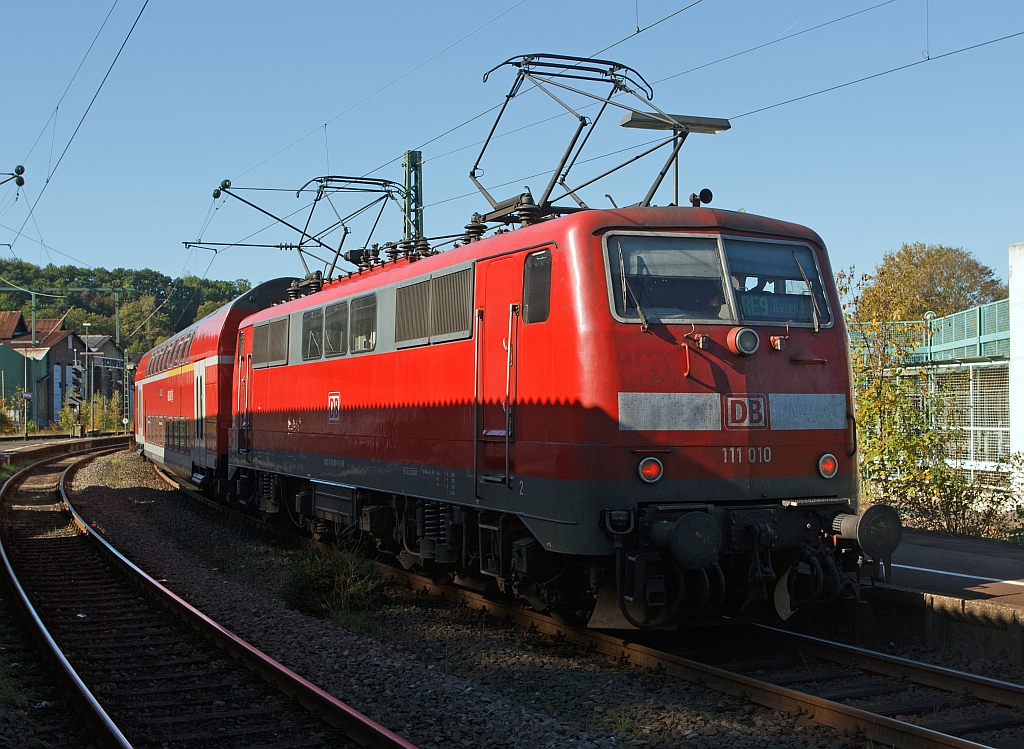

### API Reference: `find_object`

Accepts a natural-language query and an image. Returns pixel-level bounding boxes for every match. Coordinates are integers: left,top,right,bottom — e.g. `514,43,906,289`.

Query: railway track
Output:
153,464,1024,749
0,447,420,749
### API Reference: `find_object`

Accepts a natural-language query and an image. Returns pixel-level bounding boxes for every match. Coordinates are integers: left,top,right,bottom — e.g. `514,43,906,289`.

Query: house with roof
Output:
81,333,127,403
0,312,87,427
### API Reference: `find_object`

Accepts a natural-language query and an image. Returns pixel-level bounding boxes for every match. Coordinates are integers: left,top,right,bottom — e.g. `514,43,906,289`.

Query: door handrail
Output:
504,303,520,488
473,307,484,498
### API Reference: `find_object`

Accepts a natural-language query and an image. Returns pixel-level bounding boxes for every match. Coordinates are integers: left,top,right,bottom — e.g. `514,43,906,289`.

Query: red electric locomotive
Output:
137,54,901,627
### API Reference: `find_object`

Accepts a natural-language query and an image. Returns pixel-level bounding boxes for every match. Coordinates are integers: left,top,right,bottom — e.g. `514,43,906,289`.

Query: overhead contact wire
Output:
732,29,1024,119
9,0,150,255
234,0,528,181
19,1,120,167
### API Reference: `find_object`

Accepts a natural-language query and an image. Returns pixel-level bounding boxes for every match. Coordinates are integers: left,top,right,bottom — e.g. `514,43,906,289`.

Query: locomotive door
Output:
476,255,520,491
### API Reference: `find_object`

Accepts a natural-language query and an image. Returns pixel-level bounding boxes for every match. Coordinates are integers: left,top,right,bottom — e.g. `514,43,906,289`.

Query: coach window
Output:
522,249,552,323
238,331,245,366
350,294,377,353
301,308,324,360
324,302,348,357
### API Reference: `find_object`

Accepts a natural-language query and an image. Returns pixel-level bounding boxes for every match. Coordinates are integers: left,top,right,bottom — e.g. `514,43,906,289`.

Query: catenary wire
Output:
653,0,896,85
19,1,120,167
416,27,1024,211
233,0,528,181
355,0,706,181
18,186,53,265
0,223,93,267
732,29,1024,119
360,0,878,178
8,0,149,256
419,28,1023,211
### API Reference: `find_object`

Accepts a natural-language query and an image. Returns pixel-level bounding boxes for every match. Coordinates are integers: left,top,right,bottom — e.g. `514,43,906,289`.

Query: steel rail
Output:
753,623,1024,709
0,445,133,749
62,458,419,749
157,467,996,749
380,569,992,749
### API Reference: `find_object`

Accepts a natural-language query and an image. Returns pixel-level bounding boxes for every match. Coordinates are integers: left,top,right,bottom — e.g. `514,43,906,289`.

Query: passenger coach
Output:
135,279,294,483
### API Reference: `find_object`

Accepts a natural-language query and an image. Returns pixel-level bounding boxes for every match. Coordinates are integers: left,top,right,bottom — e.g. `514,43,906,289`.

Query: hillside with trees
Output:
0,259,250,352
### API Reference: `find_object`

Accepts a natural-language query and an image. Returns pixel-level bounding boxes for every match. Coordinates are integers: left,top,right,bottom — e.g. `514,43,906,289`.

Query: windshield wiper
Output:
791,249,821,335
617,241,649,332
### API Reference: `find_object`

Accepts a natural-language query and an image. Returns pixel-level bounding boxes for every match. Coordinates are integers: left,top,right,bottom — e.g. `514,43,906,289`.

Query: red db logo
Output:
327,393,341,422
724,395,767,429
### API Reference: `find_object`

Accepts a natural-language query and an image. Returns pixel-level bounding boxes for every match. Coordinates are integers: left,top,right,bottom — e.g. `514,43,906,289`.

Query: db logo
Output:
724,394,767,429
327,392,341,422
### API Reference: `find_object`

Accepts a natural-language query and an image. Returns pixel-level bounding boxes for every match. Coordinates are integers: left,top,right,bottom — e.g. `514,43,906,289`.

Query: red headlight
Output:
638,457,664,483
818,453,838,479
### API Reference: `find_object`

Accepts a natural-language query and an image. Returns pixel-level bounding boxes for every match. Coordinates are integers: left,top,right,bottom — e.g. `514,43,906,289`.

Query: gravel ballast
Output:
70,450,865,749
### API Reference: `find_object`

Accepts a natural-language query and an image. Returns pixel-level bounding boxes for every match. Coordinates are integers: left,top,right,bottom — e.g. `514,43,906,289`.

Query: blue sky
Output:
2,1,1021,288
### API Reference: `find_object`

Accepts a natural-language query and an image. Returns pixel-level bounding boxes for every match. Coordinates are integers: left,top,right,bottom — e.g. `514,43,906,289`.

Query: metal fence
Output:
849,298,1012,483
930,361,1010,478
848,298,1010,364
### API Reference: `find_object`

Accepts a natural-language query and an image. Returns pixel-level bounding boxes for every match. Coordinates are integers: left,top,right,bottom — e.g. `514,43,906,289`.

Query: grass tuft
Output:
282,542,387,622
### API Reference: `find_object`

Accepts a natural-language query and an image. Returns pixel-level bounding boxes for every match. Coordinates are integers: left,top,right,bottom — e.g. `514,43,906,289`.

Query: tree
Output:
854,242,1006,322
0,259,250,349
119,294,171,353
194,300,223,321
839,270,1016,537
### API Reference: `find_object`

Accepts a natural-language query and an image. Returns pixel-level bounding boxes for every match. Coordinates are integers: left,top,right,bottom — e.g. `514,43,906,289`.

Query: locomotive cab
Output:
582,214,902,626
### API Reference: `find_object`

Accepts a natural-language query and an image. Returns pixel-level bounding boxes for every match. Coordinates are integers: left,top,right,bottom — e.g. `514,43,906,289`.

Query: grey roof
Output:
82,334,113,351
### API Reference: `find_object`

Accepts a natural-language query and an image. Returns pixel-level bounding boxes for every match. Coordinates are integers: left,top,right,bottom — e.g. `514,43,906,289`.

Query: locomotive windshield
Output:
606,234,732,322
723,239,832,326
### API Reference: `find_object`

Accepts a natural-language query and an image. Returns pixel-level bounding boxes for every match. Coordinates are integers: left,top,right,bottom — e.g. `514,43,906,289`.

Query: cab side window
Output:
522,249,552,324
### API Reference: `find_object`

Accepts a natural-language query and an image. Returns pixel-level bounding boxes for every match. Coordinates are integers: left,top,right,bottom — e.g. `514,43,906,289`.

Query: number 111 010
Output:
723,446,772,463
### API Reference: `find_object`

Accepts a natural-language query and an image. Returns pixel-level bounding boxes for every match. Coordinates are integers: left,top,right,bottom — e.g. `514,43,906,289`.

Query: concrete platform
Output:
890,529,1024,607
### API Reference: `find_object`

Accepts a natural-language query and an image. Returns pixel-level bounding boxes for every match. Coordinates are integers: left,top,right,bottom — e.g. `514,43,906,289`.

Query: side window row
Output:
241,250,552,370
147,332,194,376
300,294,376,363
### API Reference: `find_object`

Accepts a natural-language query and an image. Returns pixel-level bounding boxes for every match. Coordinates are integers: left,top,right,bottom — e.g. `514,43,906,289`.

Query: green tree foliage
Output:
0,260,250,352
839,269,1017,537
119,295,171,352
854,242,1007,322
194,299,223,321
0,397,14,434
